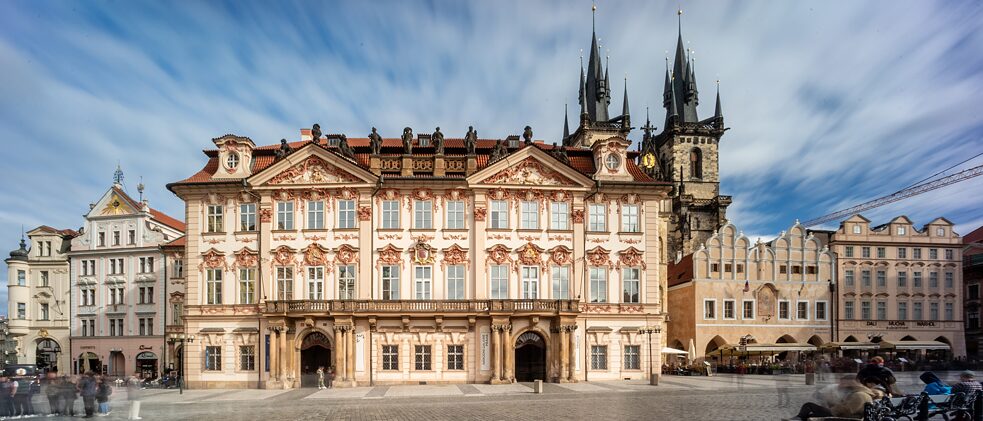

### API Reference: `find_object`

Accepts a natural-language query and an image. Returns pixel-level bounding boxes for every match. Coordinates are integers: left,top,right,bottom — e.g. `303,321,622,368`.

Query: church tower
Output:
637,10,730,260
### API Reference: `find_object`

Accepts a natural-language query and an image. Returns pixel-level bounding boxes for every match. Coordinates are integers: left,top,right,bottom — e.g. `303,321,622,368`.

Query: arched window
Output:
689,148,703,179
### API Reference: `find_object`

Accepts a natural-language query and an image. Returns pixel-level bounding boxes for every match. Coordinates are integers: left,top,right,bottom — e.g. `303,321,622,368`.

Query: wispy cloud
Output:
0,1,981,313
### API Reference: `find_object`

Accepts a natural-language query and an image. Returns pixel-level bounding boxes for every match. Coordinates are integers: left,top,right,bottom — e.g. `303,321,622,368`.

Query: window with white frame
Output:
338,200,356,229
945,272,954,288
552,266,570,299
521,266,539,299
898,271,907,288
446,200,465,229
16,270,25,286
845,301,855,320
138,317,153,336
239,345,256,371
898,302,908,320
550,202,569,230
39,303,49,321
590,267,607,303
797,301,809,320
81,319,95,337
381,200,400,229
703,299,716,319
862,247,870,258
206,269,222,304
897,226,906,235
276,201,294,230
815,301,828,320
113,231,120,246
853,224,861,234
447,264,465,299
914,248,922,259
898,247,907,259
624,345,641,370
414,345,432,370
914,301,923,320
207,205,224,232
205,346,222,371
16,303,25,319
276,266,293,300
945,249,954,260
778,300,790,320
621,204,639,232
930,248,938,259
307,200,325,229
930,302,939,320
40,271,48,287
588,203,606,231
742,300,755,319
876,270,886,287
447,345,464,370
490,200,509,229
240,203,256,231
239,268,255,304
127,230,135,245
876,301,887,320
590,345,608,370
490,265,508,299
945,302,954,320
723,300,736,319
937,227,945,236
622,267,640,303
338,265,356,300
913,271,922,287
381,265,400,300
382,345,399,370
861,270,871,287
520,201,539,230
930,272,939,288
109,318,124,336
861,301,871,320
139,257,155,273
414,266,432,299
137,286,154,304
414,200,433,229
173,259,184,278
98,232,105,247
308,266,324,300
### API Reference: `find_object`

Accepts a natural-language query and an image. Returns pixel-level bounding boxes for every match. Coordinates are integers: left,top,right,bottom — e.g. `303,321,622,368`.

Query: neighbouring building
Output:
160,236,187,375
667,221,836,361
0,317,16,369
962,225,983,359
68,171,185,377
4,226,78,374
830,215,966,357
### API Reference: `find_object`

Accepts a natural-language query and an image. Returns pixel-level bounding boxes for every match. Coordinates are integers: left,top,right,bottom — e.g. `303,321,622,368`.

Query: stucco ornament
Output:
484,158,575,186
441,244,468,266
617,247,646,269
487,244,512,265
273,246,296,266
234,248,258,268
334,244,359,264
412,241,435,265
269,156,358,185
586,247,612,268
201,249,226,269
303,244,330,266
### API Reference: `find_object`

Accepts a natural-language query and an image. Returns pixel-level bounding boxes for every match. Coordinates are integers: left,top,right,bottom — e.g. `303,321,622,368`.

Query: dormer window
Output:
508,138,519,148
604,154,621,171
226,152,240,170
897,226,906,235
852,225,861,234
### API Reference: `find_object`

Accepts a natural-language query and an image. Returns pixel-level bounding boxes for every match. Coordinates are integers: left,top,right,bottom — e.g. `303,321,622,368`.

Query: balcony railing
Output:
263,299,580,315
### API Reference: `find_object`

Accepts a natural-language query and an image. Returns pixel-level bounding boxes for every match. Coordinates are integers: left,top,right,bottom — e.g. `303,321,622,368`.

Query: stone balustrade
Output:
263,299,581,315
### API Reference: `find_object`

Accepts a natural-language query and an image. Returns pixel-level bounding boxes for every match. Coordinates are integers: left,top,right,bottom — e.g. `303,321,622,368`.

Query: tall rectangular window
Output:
945,302,954,321
861,270,871,287
414,200,432,229
930,302,939,320
414,266,431,299
742,300,755,319
552,266,570,299
239,346,256,371
914,302,923,320
845,246,854,258
845,301,855,320
898,302,908,320
929,248,938,259
898,247,907,259
876,302,886,320
590,345,608,370
913,271,922,287
945,249,954,260
490,200,509,229
520,201,539,230
381,200,400,229
588,203,606,231
815,301,827,321
206,269,222,304
779,301,790,320
308,267,324,300
447,345,464,370
16,270,25,286
276,267,293,300
446,200,465,229
40,271,48,287
945,272,954,288
913,248,922,259
98,232,106,247
621,204,639,232
128,230,135,245
797,301,809,320
929,272,938,288
16,303,26,319
723,300,736,319
414,345,432,370
382,345,399,370
173,259,183,278
877,247,886,258
338,265,356,300
240,203,256,231
550,202,569,230
207,205,224,233
862,247,870,258
447,265,465,300
521,266,539,299
113,231,120,246
205,346,222,371
40,303,49,321
624,345,640,370
338,200,356,229
276,201,294,230
490,265,508,299
239,268,256,304
381,265,400,300
589,267,607,303
704,299,716,319
898,272,907,288
307,200,325,229
861,301,871,320
623,267,640,303
876,270,886,287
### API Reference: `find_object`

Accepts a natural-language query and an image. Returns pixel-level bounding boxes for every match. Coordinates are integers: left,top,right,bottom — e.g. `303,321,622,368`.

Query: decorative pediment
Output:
269,156,360,185
377,244,403,266
169,291,186,303
442,244,469,266
303,243,331,266
469,146,594,188
234,248,258,268
548,246,573,266
481,158,577,186
100,192,138,216
516,242,545,266
487,244,512,265
200,249,227,270
272,245,297,266
617,247,646,269
587,246,612,268
334,244,359,264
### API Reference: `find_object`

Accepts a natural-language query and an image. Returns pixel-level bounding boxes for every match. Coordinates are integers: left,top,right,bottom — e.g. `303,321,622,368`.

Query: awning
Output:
879,341,950,351
709,343,817,355
661,347,689,355
820,342,880,351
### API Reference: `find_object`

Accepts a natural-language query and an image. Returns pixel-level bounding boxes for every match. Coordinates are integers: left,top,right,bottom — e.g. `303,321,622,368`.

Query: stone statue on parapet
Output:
275,139,292,159
522,126,533,145
490,139,509,163
402,127,414,155
433,127,445,155
337,134,355,159
464,126,477,155
369,127,382,155
311,123,322,144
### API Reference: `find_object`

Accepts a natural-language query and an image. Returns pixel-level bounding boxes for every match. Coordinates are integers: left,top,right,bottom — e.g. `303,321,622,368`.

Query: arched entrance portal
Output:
36,339,61,374
300,331,332,388
78,352,101,375
514,331,546,382
135,352,158,379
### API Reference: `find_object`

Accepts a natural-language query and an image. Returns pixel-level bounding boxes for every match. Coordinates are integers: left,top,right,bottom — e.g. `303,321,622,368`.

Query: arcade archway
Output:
36,338,61,374
300,331,332,388
514,331,546,382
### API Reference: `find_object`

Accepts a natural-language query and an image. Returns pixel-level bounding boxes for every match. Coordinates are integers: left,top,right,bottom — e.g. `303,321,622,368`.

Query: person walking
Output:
0,375,12,418
12,373,33,418
316,367,326,390
95,376,112,416
45,373,62,417
79,372,97,418
61,376,79,417
327,367,335,389
126,375,142,420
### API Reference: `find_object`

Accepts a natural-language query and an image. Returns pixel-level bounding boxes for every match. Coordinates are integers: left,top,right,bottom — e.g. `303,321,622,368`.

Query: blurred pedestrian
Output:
95,375,112,416
79,372,97,418
127,375,142,420
45,373,63,417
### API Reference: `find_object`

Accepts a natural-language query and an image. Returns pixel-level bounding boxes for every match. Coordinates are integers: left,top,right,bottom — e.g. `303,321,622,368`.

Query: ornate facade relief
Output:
411,241,435,265
302,244,331,266
482,158,576,186
269,156,360,185
441,244,469,267
617,247,647,269
334,244,359,264
233,248,259,268
586,246,612,268
515,242,546,272
548,246,573,266
473,207,487,221
272,245,297,267
486,244,512,266
406,188,436,211
571,209,585,224
375,188,402,207
259,208,273,223
200,249,227,270
357,206,372,221
335,187,360,201
377,244,404,268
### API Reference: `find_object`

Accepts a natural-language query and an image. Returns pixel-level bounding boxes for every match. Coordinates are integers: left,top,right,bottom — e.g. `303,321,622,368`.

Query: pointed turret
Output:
562,104,571,142
666,72,679,125
662,60,673,108
714,81,723,120
686,55,699,106
578,63,586,117
621,77,630,129
667,9,700,124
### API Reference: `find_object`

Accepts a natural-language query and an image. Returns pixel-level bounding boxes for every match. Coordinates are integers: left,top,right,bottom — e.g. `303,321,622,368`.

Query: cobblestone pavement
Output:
9,371,961,420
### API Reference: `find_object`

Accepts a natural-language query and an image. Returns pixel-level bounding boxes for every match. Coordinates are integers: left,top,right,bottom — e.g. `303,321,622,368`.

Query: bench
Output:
862,391,983,421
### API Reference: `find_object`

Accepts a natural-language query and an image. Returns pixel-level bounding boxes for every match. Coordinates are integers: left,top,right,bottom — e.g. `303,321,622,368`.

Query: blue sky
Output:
1,0,982,311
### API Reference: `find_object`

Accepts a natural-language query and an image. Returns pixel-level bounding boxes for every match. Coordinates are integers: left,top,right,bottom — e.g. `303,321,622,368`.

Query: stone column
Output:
278,326,287,383
346,328,356,383
559,327,569,382
568,326,577,382
502,324,513,382
269,328,279,381
334,327,344,379
491,325,501,383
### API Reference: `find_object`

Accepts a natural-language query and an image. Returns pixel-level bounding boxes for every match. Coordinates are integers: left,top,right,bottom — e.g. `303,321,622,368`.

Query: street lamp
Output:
639,326,662,386
167,334,195,394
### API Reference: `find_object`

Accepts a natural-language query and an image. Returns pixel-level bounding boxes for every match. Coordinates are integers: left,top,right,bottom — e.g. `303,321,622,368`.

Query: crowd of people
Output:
784,356,983,421
0,371,144,420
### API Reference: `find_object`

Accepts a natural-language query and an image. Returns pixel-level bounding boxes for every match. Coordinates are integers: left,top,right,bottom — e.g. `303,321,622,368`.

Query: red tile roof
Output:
964,225,983,245
162,236,186,248
668,254,695,287
34,225,79,238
